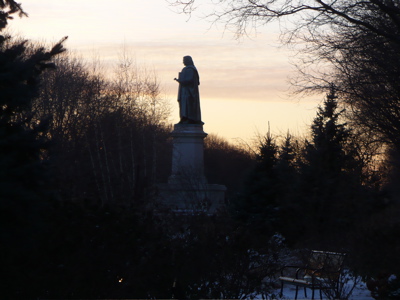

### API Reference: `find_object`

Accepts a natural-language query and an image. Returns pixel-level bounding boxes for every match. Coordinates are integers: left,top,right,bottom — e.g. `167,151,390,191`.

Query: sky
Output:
10,0,322,144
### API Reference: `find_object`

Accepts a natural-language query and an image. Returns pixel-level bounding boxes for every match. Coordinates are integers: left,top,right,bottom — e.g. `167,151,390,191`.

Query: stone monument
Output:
158,56,226,214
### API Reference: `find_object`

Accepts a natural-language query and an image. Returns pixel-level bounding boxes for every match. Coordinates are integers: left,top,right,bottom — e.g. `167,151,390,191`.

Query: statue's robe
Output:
177,65,202,124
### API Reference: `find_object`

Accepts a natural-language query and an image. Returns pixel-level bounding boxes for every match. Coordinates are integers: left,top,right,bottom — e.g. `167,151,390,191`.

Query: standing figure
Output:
174,56,203,124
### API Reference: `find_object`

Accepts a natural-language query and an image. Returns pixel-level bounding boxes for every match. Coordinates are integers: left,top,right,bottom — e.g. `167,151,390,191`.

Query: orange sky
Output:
10,0,321,143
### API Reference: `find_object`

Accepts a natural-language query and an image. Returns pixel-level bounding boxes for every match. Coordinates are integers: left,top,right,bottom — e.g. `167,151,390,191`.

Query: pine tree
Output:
297,85,365,247
306,85,351,176
279,132,296,165
234,130,280,242
0,2,66,297
0,1,26,31
0,2,66,201
273,132,302,242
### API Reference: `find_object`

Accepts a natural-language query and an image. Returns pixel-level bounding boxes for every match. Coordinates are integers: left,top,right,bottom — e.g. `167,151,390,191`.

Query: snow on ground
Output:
275,280,374,300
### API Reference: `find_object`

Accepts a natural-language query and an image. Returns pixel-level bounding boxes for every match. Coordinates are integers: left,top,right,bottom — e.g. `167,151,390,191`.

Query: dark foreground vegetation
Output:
2,0,400,298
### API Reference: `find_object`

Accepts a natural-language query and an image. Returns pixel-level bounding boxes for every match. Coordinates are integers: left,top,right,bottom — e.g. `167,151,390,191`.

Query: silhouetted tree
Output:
334,26,400,155
233,131,280,243
304,86,358,176
204,134,255,196
32,51,172,206
0,34,66,202
0,0,26,31
289,5,400,155
276,131,300,194
294,86,367,247
0,2,67,297
272,132,303,242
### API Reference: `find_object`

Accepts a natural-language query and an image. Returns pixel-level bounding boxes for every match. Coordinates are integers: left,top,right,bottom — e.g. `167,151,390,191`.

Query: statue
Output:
174,56,203,124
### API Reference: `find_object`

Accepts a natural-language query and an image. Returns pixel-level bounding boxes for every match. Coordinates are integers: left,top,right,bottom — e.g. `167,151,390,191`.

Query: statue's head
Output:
183,55,194,66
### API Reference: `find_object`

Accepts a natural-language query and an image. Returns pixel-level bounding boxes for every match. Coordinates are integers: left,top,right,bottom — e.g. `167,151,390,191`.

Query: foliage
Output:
338,30,400,150
292,4,400,153
31,52,172,206
204,133,255,196
320,269,362,300
232,87,374,250
0,34,66,201
348,201,400,299
0,0,26,31
287,87,370,247
233,131,280,241
0,1,67,298
301,86,364,183
3,200,285,299
162,213,269,299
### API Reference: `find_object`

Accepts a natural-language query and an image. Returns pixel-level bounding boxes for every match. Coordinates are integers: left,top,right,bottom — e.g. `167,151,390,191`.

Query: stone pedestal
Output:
158,123,226,214
168,124,208,185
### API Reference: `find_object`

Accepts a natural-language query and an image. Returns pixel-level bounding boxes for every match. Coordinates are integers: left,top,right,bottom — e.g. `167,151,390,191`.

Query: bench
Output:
279,250,346,299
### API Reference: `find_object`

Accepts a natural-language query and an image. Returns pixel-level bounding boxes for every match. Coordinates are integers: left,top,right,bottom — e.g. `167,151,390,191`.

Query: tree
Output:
304,86,357,177
0,6,67,202
0,1,67,297
0,4,67,201
31,49,173,207
334,25,400,151
276,131,300,194
0,0,26,31
287,4,400,155
233,130,280,242
293,86,367,247
204,133,255,196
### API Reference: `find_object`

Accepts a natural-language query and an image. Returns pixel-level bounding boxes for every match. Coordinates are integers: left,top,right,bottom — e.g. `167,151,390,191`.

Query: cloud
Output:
72,38,294,103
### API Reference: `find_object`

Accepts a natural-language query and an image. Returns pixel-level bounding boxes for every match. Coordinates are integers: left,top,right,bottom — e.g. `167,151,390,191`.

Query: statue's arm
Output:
176,68,194,85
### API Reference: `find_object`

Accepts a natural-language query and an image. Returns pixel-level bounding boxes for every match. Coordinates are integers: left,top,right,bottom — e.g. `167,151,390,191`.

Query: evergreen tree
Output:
276,131,299,190
234,131,279,242
306,85,352,176
0,2,66,297
0,0,26,31
296,85,365,247
274,132,302,242
0,4,66,201
278,132,296,167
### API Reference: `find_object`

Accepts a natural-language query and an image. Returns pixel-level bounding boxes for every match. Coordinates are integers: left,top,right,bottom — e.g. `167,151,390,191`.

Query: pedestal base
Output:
157,183,226,214
158,123,227,214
